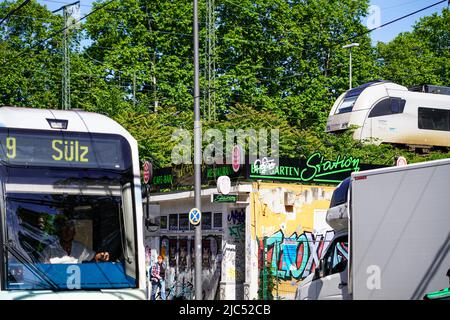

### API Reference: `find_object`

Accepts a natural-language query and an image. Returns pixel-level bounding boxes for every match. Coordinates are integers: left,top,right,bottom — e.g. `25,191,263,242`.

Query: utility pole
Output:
62,6,70,110
193,0,202,300
152,60,158,113
205,0,216,121
133,71,136,108
53,1,80,110
342,43,359,90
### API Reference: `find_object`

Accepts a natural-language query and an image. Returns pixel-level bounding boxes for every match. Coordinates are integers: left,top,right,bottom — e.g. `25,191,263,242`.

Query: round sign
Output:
232,145,241,173
396,156,407,166
217,176,231,195
143,161,152,184
189,208,202,226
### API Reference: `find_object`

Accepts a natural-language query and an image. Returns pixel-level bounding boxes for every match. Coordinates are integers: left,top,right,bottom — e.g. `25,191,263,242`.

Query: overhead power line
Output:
13,0,116,59
341,0,447,45
0,0,31,25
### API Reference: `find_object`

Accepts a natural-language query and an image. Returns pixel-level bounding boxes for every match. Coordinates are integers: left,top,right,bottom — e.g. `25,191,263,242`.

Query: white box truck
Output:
295,158,450,300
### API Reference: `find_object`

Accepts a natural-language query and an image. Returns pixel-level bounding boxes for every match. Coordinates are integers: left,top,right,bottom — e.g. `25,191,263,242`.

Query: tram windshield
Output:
1,131,138,291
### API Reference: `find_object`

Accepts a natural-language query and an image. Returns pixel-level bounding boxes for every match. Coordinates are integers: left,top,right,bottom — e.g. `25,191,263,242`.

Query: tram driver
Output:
41,218,110,264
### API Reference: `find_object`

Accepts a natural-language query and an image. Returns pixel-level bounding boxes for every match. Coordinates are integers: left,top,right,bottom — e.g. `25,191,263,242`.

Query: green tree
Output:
85,0,197,114
0,0,63,108
215,0,378,131
377,8,450,87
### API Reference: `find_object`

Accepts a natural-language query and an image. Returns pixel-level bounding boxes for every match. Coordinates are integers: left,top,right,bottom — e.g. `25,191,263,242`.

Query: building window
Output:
418,107,450,131
213,212,222,229
160,216,168,230
169,214,178,231
201,212,212,230
179,213,189,231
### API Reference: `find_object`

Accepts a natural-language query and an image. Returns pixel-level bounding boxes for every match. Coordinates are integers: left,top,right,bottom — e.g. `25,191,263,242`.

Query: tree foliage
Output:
377,8,450,87
0,1,448,168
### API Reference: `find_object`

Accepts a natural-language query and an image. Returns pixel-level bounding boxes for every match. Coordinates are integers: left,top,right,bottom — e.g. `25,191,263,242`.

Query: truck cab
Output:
295,178,351,300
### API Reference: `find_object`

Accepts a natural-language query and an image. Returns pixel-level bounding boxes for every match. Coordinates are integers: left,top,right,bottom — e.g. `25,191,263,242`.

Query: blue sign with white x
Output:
189,208,202,226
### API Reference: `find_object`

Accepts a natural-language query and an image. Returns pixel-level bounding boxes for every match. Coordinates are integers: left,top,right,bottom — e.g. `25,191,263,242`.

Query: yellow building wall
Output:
250,182,336,299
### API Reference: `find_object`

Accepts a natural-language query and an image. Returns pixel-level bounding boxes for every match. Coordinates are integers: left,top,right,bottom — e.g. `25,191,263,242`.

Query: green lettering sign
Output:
249,152,361,184
212,194,238,203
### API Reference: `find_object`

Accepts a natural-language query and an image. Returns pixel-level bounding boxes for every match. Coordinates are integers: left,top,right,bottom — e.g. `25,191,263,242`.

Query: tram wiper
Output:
3,242,60,291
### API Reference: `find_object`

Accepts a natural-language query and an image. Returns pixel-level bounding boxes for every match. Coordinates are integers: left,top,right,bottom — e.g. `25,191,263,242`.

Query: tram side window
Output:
418,107,450,131
368,98,406,118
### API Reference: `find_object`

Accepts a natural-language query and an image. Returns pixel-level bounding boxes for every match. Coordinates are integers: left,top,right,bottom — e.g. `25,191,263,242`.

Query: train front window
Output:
3,173,137,291
335,96,358,114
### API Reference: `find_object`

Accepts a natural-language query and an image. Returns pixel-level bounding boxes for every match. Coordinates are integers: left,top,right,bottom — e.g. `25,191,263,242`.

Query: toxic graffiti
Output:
259,230,335,280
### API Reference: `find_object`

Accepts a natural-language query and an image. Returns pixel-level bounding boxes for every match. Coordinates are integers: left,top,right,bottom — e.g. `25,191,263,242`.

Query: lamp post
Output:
342,43,359,89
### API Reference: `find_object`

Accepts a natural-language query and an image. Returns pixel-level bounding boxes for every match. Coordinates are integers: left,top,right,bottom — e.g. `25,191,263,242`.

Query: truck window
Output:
323,237,349,277
329,178,350,208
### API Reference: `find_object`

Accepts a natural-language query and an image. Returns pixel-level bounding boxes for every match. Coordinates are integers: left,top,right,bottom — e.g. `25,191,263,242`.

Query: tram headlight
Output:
47,119,68,129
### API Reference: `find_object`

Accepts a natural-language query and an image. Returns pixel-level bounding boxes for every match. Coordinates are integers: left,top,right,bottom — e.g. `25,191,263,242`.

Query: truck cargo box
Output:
351,159,450,299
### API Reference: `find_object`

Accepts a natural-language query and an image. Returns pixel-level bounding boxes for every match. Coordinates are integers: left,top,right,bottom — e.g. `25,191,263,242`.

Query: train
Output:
325,80,450,151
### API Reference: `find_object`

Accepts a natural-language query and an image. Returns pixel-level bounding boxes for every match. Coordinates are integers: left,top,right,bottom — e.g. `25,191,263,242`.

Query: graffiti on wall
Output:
227,208,246,283
258,230,335,280
228,209,245,242
156,235,221,300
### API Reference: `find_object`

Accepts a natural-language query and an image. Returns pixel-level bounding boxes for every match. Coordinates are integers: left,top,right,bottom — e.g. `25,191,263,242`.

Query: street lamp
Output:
342,43,359,89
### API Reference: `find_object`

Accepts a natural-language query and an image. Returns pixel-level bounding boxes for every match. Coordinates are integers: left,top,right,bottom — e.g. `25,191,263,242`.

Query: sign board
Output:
149,152,386,190
0,129,128,170
143,161,152,184
212,194,238,203
396,156,407,166
189,208,201,226
249,152,384,184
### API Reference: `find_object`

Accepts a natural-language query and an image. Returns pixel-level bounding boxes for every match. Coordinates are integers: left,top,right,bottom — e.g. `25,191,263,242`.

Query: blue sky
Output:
37,0,449,45
367,0,448,43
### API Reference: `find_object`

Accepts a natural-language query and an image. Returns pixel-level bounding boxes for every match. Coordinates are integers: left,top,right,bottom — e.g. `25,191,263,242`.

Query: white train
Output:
326,80,450,150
